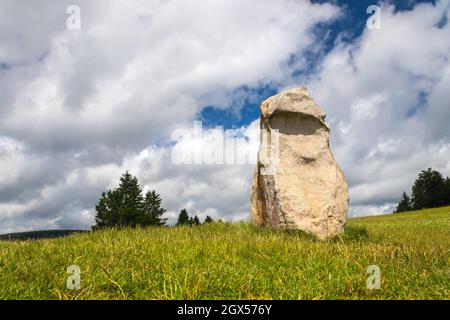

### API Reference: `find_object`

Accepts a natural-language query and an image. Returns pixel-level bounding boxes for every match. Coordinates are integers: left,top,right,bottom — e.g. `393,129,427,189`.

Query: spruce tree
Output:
176,209,190,226
94,189,125,229
94,191,111,229
193,215,201,225
116,172,144,227
445,177,450,206
204,216,214,223
93,172,167,229
411,168,447,210
141,190,167,226
394,192,411,213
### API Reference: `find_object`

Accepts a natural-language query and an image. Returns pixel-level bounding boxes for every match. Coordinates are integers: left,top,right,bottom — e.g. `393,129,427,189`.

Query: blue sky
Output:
0,0,449,232
198,0,437,130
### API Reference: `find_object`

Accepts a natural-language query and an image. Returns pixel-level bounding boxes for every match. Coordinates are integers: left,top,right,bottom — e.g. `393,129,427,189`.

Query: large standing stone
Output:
251,87,349,239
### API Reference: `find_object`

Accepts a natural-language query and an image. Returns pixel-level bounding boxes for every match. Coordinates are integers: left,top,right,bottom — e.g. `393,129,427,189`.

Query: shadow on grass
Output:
283,228,318,240
251,223,370,242
252,224,319,241
342,225,370,241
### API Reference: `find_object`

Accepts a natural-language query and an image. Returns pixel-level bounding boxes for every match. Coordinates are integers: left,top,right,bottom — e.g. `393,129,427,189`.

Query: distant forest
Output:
0,230,88,241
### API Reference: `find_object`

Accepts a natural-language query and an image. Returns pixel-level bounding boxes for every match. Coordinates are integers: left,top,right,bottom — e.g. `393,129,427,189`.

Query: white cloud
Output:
0,0,339,151
1,0,450,232
0,0,340,232
304,0,450,214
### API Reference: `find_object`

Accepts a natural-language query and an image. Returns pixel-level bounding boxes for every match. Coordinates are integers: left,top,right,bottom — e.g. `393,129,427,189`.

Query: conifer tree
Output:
411,168,447,210
204,216,214,224
93,172,167,229
394,192,411,213
141,190,167,226
192,215,201,225
176,209,190,226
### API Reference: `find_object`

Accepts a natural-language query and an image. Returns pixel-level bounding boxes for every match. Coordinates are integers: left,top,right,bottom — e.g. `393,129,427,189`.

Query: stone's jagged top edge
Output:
260,86,326,121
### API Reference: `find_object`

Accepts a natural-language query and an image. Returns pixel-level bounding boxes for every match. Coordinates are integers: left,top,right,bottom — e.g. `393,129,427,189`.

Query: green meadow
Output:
0,207,449,300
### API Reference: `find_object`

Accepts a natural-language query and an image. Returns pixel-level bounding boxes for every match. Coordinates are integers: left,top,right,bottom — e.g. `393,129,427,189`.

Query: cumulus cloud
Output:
1,0,449,232
303,0,450,214
0,0,340,232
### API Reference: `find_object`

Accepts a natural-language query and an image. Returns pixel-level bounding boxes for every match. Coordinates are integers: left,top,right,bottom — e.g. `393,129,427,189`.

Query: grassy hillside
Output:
0,207,449,300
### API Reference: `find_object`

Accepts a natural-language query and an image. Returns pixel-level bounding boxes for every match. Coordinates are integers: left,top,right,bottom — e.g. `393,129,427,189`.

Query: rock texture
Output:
251,87,349,239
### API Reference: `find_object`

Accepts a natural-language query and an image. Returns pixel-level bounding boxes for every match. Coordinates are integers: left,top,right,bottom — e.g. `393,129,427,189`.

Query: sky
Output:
0,0,449,233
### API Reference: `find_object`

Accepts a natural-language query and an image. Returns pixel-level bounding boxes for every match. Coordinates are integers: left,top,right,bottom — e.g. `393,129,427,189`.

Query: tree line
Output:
176,208,214,226
95,168,450,228
395,168,450,213
0,230,87,241
93,172,214,229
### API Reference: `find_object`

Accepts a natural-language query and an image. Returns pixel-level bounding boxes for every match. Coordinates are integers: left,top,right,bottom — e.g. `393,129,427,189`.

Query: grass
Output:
0,207,449,300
